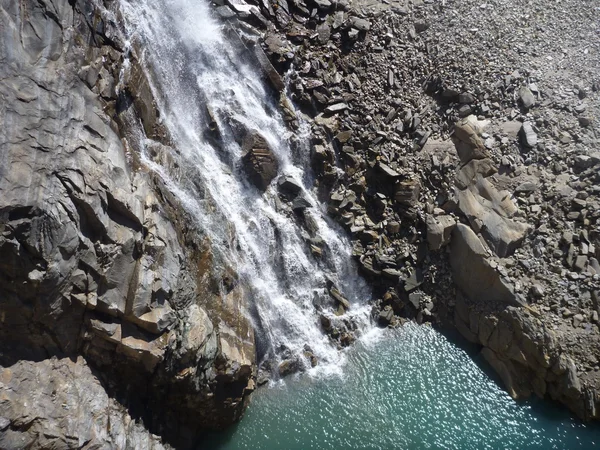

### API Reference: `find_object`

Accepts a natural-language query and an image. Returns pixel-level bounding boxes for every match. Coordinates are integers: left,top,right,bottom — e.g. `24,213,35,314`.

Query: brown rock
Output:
241,131,279,191
450,224,523,306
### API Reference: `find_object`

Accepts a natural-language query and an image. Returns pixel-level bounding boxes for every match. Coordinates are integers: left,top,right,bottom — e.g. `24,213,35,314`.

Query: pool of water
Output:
206,323,599,449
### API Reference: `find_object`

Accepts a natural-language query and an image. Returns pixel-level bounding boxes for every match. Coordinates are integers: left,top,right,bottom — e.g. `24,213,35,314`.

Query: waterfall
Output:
118,0,372,375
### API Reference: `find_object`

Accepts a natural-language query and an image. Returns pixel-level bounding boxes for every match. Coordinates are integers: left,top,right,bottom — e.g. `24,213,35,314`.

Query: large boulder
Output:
426,215,456,250
241,131,279,191
455,178,530,257
451,118,530,258
450,224,523,307
452,115,491,164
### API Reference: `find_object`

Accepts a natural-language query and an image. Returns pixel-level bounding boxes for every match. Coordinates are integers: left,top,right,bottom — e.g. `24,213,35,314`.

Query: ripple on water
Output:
206,324,599,450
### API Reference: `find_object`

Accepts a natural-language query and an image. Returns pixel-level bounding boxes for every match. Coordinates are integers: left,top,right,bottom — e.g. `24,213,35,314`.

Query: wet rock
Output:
241,131,280,191
278,358,300,377
378,305,394,325
278,174,303,197
329,286,351,313
292,196,312,211
250,38,285,91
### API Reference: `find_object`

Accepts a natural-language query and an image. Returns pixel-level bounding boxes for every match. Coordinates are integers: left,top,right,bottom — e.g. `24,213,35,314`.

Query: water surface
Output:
208,324,599,449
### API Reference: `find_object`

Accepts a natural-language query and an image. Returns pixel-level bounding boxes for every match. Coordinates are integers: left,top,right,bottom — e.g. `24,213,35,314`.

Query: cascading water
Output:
118,0,372,375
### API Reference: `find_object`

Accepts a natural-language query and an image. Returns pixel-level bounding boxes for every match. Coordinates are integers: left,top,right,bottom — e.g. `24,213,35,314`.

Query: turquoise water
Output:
207,324,599,449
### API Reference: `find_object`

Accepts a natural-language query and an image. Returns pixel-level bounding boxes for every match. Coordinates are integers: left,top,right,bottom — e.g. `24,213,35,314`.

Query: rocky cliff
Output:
1,0,599,446
0,1,254,448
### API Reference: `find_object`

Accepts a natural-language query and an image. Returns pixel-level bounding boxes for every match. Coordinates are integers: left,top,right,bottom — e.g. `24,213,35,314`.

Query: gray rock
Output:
426,215,456,250
395,179,421,207
313,0,332,10
349,17,371,31
386,221,401,234
278,175,303,197
0,358,167,450
325,102,349,114
452,116,490,164
377,161,401,179
529,284,545,299
520,122,538,148
450,224,523,306
316,23,331,44
408,292,422,309
329,286,350,312
242,131,280,190
292,196,312,211
559,131,572,144
459,92,476,104
574,255,588,272
519,86,536,109
456,177,530,257
378,305,394,325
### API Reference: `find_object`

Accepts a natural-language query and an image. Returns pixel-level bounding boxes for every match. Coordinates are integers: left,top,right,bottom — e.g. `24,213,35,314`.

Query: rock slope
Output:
218,0,600,422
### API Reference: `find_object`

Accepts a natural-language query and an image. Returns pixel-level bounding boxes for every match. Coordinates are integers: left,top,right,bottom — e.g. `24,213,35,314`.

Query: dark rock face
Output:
241,131,279,191
0,0,255,447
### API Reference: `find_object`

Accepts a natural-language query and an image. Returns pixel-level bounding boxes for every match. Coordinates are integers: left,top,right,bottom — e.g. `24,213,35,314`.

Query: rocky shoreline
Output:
217,0,600,422
0,0,598,447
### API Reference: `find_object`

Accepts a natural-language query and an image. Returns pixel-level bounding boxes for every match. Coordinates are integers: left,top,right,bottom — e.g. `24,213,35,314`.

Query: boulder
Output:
134,304,176,334
377,161,401,179
450,224,523,306
426,215,456,250
518,86,536,109
456,180,530,257
329,286,351,312
395,179,421,207
241,131,279,191
452,116,491,164
520,122,538,148
378,305,394,325
277,174,303,197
